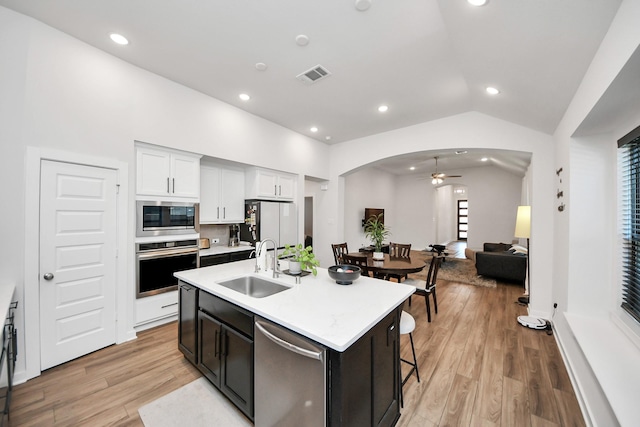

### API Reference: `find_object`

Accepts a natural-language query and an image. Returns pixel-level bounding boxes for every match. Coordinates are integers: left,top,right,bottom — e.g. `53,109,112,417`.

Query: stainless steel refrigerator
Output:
240,200,297,248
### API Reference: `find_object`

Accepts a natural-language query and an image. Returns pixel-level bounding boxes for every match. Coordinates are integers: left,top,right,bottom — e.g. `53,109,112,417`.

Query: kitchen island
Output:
175,260,415,427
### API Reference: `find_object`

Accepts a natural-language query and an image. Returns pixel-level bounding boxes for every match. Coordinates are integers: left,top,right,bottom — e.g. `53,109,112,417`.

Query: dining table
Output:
346,250,430,280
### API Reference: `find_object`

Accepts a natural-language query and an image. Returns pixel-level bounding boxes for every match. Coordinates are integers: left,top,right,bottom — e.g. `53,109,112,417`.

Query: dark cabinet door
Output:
220,326,254,418
178,283,198,364
328,308,400,427
372,311,399,427
200,254,230,267
198,311,222,387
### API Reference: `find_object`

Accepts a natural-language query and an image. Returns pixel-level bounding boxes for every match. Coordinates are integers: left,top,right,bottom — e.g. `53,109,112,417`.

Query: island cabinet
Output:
327,308,400,427
197,290,254,420
178,283,198,364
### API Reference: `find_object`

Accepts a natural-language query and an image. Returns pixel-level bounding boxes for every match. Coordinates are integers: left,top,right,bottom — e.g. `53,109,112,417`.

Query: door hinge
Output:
116,184,120,194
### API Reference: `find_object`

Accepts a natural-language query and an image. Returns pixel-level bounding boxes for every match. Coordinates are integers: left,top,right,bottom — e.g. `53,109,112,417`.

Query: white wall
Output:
0,6,330,382
343,168,397,252
551,0,640,424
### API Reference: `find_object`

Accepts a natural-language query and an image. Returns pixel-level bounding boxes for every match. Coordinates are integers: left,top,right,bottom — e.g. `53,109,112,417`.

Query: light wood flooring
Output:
9,278,585,427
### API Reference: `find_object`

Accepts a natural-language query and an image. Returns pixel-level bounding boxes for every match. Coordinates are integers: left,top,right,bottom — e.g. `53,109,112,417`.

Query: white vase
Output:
373,251,384,260
289,260,302,274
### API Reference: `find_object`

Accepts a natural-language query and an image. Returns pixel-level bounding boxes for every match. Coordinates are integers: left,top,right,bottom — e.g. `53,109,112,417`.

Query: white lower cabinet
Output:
135,291,179,327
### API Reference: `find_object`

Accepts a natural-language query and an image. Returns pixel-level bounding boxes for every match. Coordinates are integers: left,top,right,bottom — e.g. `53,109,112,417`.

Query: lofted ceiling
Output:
0,0,621,174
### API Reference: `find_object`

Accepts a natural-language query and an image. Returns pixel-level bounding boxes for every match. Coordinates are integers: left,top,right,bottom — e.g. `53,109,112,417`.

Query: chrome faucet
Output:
256,239,280,278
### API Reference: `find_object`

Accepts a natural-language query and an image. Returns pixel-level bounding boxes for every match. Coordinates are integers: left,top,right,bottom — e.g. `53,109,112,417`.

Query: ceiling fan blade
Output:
444,174,462,178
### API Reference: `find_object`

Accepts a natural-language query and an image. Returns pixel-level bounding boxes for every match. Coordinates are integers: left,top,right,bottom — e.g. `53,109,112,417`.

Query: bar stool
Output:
399,310,420,407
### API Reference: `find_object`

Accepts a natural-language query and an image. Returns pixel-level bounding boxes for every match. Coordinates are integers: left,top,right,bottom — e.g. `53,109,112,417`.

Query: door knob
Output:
43,273,54,280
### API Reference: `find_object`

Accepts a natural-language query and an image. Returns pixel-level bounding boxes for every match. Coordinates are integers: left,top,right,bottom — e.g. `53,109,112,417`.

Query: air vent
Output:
296,65,332,84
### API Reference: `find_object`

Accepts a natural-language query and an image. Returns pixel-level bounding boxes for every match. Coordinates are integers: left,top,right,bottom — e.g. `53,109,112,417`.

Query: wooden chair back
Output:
331,242,349,265
390,242,411,258
425,255,443,290
343,253,370,276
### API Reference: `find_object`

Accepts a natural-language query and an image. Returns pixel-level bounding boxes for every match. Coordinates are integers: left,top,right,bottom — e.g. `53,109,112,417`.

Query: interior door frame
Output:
23,147,134,382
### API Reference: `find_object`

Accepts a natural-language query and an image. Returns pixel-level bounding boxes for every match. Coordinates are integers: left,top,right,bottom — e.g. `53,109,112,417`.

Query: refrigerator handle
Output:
255,321,323,361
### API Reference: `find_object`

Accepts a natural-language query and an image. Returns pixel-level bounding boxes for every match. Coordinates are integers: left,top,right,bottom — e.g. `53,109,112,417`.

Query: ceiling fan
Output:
431,156,462,184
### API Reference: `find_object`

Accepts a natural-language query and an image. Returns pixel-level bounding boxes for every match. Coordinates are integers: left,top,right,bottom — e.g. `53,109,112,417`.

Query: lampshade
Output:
514,205,531,238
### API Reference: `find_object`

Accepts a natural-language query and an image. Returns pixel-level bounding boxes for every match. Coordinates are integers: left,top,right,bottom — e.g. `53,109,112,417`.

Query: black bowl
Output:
328,265,362,285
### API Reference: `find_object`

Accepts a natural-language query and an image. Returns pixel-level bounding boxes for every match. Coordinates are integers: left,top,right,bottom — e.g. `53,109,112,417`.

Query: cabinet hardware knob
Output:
43,273,54,280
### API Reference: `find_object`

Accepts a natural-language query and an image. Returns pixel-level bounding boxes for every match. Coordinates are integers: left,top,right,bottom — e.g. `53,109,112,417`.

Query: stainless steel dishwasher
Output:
254,317,326,427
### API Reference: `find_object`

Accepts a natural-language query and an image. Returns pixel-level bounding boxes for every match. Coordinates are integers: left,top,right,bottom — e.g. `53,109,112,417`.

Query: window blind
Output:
619,125,640,324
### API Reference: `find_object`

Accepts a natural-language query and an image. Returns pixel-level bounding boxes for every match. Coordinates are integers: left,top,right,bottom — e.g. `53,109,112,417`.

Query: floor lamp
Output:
514,206,546,329
514,205,531,305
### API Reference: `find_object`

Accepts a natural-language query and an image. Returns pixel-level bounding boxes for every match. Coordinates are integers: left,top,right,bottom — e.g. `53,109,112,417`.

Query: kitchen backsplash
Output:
200,224,236,245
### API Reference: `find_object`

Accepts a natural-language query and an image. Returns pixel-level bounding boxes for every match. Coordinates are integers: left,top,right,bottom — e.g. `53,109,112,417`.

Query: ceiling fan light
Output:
432,177,443,185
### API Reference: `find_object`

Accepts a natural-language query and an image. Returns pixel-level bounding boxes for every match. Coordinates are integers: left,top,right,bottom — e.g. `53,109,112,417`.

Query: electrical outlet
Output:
212,238,220,244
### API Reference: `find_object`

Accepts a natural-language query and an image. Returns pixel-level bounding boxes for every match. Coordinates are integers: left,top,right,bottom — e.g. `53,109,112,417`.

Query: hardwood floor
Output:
9,278,585,427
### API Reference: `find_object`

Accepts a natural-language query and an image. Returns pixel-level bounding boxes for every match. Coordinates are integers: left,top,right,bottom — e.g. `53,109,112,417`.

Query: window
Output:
457,200,468,240
619,125,640,324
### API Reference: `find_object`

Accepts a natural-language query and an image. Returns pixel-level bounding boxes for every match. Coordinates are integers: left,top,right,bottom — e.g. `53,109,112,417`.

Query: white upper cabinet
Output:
245,167,296,201
200,165,245,224
136,145,201,199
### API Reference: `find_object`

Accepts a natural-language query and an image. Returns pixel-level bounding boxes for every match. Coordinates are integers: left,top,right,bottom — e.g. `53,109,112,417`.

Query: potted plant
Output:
280,244,320,276
364,213,390,260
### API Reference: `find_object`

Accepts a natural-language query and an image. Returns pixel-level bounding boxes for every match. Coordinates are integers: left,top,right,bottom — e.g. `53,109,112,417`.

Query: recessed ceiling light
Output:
481,157,489,162
355,0,372,11
239,93,251,101
455,150,468,155
295,35,310,46
378,105,389,113
109,33,129,45
486,86,500,95
255,63,268,71
310,127,318,133
325,136,332,141
467,0,488,6
409,166,415,171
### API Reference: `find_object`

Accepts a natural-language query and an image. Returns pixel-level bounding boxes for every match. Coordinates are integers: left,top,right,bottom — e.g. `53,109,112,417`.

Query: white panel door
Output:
40,160,117,370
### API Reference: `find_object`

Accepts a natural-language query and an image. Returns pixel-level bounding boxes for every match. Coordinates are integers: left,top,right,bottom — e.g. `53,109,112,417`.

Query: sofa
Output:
475,242,527,284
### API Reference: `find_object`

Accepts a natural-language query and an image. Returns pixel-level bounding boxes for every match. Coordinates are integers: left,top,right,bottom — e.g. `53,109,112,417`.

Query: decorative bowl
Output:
328,265,362,285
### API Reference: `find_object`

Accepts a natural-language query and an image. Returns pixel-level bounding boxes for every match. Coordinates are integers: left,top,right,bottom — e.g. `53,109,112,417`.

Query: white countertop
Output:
175,260,415,352
199,245,254,257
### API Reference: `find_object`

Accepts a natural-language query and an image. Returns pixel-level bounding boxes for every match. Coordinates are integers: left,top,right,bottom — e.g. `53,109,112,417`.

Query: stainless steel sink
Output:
217,275,290,298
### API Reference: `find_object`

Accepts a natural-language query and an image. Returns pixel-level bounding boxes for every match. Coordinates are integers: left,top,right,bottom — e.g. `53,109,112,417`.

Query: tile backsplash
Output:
200,224,237,246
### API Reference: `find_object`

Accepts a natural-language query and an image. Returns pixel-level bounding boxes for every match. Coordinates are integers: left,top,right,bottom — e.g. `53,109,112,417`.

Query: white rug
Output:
138,377,252,427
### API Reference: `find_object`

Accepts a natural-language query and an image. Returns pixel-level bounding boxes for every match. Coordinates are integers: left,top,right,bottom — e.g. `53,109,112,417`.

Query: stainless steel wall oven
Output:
136,239,199,298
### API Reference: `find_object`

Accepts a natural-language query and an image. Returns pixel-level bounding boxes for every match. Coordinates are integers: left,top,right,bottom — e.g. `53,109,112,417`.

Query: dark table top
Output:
346,250,428,276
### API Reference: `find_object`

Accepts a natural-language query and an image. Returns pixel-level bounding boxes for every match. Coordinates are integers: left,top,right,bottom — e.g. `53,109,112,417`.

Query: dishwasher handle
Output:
255,321,323,361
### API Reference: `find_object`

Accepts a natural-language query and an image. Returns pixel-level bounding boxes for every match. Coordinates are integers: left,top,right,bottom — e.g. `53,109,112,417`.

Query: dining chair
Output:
389,242,411,258
343,253,370,277
404,255,443,322
331,242,349,265
399,310,419,407
387,242,412,282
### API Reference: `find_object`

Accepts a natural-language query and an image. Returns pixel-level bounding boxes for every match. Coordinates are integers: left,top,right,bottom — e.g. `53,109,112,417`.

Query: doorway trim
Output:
23,147,133,382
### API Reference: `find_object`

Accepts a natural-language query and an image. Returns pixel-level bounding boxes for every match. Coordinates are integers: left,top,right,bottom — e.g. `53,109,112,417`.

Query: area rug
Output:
138,377,252,427
408,253,497,288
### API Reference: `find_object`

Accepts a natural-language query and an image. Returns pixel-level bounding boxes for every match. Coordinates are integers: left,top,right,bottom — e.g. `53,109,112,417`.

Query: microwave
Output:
136,201,199,237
